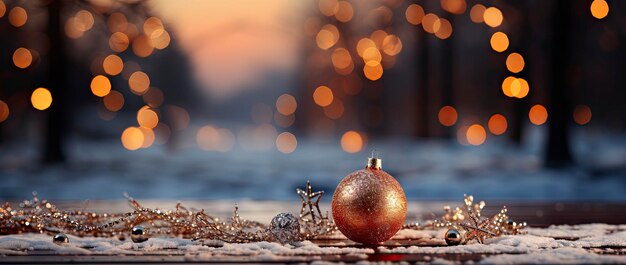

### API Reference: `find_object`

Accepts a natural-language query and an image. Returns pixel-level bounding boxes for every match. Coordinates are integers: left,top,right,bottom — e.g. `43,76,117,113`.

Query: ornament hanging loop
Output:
366,150,382,170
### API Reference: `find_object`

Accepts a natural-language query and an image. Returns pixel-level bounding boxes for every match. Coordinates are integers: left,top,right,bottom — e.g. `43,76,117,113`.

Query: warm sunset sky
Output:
150,0,307,100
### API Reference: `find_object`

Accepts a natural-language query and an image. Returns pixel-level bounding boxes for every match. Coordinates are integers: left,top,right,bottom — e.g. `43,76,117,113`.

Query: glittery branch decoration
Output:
403,194,526,244
0,181,337,244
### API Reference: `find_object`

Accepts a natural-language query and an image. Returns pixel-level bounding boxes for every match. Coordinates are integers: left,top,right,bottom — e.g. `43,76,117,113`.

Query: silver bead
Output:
269,213,300,244
52,233,69,244
445,229,463,246
131,225,148,243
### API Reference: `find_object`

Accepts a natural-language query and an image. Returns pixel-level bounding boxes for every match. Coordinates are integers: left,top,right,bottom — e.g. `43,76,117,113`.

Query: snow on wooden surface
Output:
1,224,625,264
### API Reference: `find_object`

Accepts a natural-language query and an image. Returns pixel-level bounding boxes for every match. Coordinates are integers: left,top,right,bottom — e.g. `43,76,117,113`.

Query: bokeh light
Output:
103,54,124,76
441,0,467,15
8,7,27,27
132,35,154,58
488,114,507,135
316,24,339,50
422,13,440,34
318,0,338,16
466,124,487,146
573,104,592,125
128,71,150,95
197,125,220,151
323,98,344,119
137,107,159,128
121,127,144,151
529,104,548,125
0,100,9,122
107,12,127,33
109,32,130,52
0,1,5,18
382,34,402,56
313,86,334,107
490,31,509,52
470,4,486,23
103,90,124,112
90,75,112,97
483,7,503,28
12,48,32,69
590,0,609,19
434,18,453,39
149,29,171,50
276,132,297,154
31,88,52,111
276,94,297,116
334,1,353,23
438,106,458,127
363,61,383,81
405,4,424,25
506,53,525,73
341,131,364,153
143,87,164,108
139,126,155,148
331,48,353,70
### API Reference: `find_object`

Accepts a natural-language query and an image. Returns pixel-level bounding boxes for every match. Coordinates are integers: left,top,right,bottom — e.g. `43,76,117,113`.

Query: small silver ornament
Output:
131,225,148,243
53,233,69,244
445,229,463,246
269,213,301,244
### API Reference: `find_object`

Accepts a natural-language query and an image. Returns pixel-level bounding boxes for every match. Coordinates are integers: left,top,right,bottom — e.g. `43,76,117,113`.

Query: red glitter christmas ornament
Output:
331,153,407,244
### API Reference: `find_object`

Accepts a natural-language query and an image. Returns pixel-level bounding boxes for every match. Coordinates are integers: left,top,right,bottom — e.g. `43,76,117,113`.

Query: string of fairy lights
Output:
0,0,609,153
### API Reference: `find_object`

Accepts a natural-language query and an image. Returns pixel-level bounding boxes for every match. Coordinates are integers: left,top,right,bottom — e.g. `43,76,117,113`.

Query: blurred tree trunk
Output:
546,0,573,167
44,0,67,163
415,28,430,138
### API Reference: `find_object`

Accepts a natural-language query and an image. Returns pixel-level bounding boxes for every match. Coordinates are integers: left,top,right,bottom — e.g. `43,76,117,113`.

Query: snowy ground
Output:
0,128,625,201
1,224,625,264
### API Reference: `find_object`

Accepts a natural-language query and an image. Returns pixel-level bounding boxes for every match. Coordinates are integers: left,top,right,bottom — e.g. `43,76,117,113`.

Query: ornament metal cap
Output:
366,150,382,170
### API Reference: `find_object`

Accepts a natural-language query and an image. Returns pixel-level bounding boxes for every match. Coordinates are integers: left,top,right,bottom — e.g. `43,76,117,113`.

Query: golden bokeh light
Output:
470,4,486,23
103,54,124,76
501,76,516,97
331,48,353,70
483,7,503,28
456,125,469,146
573,104,592,125
422,13,440,34
0,1,5,18
405,4,425,25
276,94,297,116
341,131,364,153
356,38,376,58
65,17,85,39
0,100,9,123
363,61,383,81
31,88,52,111
128,71,150,95
139,126,155,148
441,0,467,15
197,125,220,151
370,30,388,48
515,78,529,98
590,0,609,19
90,75,112,97
316,24,339,50
143,87,164,108
103,90,124,112
107,12,127,33
319,0,338,16
529,104,548,125
323,98,344,119
506,52,525,73
276,132,297,154
490,31,509,52
12,48,32,69
334,1,353,23
143,17,164,36
510,78,521,97
466,124,487,146
434,18,453,39
8,6,27,27
149,29,171,50
137,107,159,128
438,105,458,127
488,114,507,135
362,46,382,64
313,85,334,107
132,35,154,58
109,32,129,52
75,10,94,31
121,127,144,151
382,34,402,56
